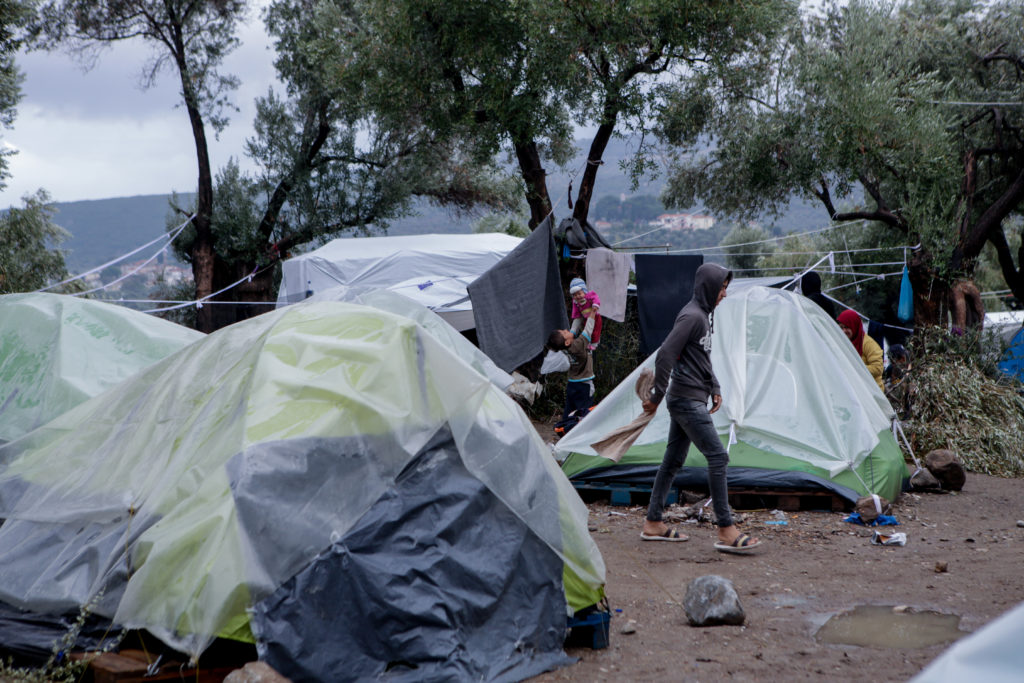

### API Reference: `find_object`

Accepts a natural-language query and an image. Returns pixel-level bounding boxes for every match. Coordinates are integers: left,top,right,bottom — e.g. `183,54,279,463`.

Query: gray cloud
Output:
1,11,279,205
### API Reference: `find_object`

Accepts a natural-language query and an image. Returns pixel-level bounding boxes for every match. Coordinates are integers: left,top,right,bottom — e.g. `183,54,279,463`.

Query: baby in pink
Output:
569,278,602,350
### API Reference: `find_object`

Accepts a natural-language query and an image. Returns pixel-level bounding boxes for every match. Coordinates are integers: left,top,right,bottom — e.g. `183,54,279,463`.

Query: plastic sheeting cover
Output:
0,293,202,443
0,302,604,659
301,285,513,390
276,233,522,307
555,286,894,478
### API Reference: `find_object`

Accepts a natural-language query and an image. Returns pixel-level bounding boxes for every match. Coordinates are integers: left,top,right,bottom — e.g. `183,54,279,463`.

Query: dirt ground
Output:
528,420,1024,682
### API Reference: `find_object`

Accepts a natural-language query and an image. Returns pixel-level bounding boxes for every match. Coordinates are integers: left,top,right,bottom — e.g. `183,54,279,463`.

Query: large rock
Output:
224,662,293,683
924,449,966,491
910,467,941,491
684,575,745,626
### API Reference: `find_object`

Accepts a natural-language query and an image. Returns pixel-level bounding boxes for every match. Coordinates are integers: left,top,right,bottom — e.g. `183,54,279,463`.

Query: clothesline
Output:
38,214,195,293
711,247,910,257
141,262,275,314
623,219,865,253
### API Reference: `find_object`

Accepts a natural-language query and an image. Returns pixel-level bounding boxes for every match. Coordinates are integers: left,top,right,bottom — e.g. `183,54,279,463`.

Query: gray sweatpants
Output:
645,396,733,527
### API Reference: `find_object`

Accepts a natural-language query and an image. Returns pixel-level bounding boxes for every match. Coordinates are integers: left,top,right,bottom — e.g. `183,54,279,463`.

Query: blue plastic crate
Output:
567,610,611,649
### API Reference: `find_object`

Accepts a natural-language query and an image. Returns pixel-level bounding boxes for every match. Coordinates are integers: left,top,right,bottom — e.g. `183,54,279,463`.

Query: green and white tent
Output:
303,284,514,390
555,285,906,503
0,293,203,443
0,302,604,681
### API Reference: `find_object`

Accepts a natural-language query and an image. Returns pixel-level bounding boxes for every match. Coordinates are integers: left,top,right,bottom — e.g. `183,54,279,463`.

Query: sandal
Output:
640,528,689,542
714,533,762,554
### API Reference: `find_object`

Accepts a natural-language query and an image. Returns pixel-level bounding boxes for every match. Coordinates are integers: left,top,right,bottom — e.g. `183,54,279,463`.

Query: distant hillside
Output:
52,194,194,273
49,137,830,273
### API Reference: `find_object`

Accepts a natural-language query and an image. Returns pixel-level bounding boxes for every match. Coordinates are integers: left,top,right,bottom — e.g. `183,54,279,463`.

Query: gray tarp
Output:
248,428,570,682
469,216,568,372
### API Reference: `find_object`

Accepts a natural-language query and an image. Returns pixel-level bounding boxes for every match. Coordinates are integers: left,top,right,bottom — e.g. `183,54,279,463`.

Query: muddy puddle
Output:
815,605,965,648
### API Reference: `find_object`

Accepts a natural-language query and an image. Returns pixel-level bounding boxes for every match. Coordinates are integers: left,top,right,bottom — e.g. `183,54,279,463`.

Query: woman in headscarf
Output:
837,309,884,391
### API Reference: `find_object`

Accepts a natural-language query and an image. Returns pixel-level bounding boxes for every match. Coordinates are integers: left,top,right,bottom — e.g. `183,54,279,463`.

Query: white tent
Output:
276,233,523,330
911,601,1024,683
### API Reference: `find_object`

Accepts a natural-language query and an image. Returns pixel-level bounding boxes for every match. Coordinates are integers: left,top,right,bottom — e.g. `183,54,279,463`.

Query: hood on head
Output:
801,271,822,295
693,263,732,312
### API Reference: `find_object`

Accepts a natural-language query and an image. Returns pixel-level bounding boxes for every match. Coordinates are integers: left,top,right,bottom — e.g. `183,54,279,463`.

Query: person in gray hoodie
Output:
639,263,762,553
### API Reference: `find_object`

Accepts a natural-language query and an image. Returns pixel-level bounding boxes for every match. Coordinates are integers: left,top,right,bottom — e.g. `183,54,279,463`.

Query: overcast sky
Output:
0,11,279,208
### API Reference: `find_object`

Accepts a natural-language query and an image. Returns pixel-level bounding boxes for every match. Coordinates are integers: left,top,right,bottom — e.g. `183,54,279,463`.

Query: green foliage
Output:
473,209,530,238
660,0,1024,295
148,275,197,329
721,224,773,276
0,0,31,189
0,190,73,292
309,0,796,223
903,326,1024,478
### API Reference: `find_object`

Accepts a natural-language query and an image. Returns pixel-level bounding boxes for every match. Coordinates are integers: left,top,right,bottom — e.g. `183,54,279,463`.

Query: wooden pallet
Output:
72,649,240,683
571,481,678,507
573,481,848,512
727,488,849,512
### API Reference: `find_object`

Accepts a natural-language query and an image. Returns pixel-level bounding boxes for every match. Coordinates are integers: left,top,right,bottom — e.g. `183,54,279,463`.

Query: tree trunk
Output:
173,35,217,332
572,120,616,227
513,140,553,229
908,251,948,327
209,255,275,329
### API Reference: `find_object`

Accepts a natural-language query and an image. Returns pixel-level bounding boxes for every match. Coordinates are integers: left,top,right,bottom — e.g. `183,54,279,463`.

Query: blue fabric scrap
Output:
844,512,899,526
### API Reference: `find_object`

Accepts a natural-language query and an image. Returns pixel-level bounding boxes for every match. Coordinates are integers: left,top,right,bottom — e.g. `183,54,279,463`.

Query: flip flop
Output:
640,528,689,542
714,533,762,554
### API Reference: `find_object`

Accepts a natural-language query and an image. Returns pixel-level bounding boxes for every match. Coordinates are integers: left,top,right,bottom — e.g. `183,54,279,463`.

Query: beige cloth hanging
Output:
590,369,655,462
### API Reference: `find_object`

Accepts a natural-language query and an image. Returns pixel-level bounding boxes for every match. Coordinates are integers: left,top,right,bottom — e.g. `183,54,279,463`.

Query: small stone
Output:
934,561,949,573
620,619,637,635
684,575,745,626
1017,520,1024,528
892,605,910,613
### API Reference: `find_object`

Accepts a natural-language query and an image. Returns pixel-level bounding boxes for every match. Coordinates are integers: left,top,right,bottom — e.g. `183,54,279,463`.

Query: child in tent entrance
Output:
547,308,597,437
569,278,602,351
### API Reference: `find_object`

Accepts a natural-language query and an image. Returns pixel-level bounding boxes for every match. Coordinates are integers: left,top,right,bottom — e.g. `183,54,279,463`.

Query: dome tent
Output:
0,302,604,681
555,285,906,504
275,232,523,331
0,292,203,443
302,284,514,391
